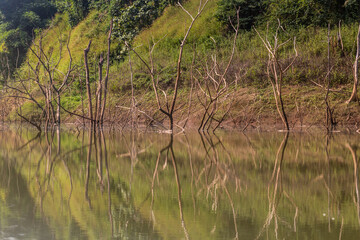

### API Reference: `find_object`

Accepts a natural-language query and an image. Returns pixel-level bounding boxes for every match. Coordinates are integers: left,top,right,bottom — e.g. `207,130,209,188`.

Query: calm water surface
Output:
1,126,360,239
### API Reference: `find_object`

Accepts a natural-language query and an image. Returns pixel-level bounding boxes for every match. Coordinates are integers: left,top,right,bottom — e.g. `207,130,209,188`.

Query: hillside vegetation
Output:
1,0,360,131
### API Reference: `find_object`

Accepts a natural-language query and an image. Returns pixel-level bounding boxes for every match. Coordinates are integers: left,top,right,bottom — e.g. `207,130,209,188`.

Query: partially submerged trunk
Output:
84,40,93,123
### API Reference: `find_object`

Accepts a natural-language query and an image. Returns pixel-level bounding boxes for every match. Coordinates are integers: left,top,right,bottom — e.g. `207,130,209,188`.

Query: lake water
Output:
1,126,360,239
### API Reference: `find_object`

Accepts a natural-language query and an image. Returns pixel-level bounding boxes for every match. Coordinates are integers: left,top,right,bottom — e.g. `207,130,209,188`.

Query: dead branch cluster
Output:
2,19,113,131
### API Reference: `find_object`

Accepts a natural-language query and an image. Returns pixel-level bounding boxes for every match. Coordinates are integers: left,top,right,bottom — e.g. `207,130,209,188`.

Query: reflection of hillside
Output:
0,128,360,239
0,128,160,240
0,160,57,239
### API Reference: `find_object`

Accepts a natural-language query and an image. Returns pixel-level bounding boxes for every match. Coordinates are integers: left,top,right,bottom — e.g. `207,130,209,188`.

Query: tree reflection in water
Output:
255,133,293,240
1,128,360,239
150,133,190,239
198,132,242,240
346,142,360,226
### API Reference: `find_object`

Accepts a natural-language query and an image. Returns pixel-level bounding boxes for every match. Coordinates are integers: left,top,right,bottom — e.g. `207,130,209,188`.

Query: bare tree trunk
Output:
80,75,85,125
128,52,137,128
347,23,360,104
15,48,20,69
278,87,289,130
337,20,344,57
57,93,61,125
255,23,297,131
325,24,335,131
84,41,93,123
96,54,104,124
5,54,10,82
100,20,113,125
47,85,56,125
182,47,196,129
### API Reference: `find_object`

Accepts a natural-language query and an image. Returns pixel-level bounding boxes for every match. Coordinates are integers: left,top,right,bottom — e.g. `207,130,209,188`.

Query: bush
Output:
112,0,173,44
216,0,360,31
216,0,267,31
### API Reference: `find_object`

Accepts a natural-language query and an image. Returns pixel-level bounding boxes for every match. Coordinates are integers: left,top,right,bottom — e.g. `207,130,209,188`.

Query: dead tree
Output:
346,23,360,104
337,20,344,57
99,19,113,124
5,28,77,130
128,51,138,128
4,32,55,130
255,21,298,131
84,40,93,123
95,54,104,124
196,7,240,132
128,0,210,132
5,74,44,130
84,19,113,125
29,32,75,126
325,24,335,131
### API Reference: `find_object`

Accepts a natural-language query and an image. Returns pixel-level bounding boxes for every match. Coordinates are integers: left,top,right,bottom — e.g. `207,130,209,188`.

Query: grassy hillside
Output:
24,11,112,74
2,0,360,129
106,0,360,128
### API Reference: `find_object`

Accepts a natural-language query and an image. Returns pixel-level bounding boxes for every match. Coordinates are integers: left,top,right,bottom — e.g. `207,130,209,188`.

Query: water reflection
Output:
256,133,290,240
346,142,360,226
0,127,360,239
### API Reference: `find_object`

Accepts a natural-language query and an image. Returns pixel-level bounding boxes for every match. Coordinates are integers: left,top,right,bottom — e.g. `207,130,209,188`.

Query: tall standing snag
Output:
254,21,298,131
346,23,360,104
325,24,335,131
100,19,113,125
84,40,93,123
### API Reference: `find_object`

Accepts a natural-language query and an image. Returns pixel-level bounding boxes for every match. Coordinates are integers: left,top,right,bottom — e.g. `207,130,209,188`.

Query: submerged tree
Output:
196,7,240,132
254,21,298,131
129,0,210,132
83,19,113,125
325,24,336,131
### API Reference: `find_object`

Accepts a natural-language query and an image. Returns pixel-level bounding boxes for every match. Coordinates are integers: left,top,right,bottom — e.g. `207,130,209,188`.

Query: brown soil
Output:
1,84,360,131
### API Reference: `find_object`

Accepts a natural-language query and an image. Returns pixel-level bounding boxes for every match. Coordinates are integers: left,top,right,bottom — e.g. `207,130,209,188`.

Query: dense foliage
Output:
266,0,360,27
215,0,267,31
216,0,360,31
111,0,174,45
55,0,178,28
0,0,56,78
0,0,177,80
54,0,90,27
53,0,179,59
